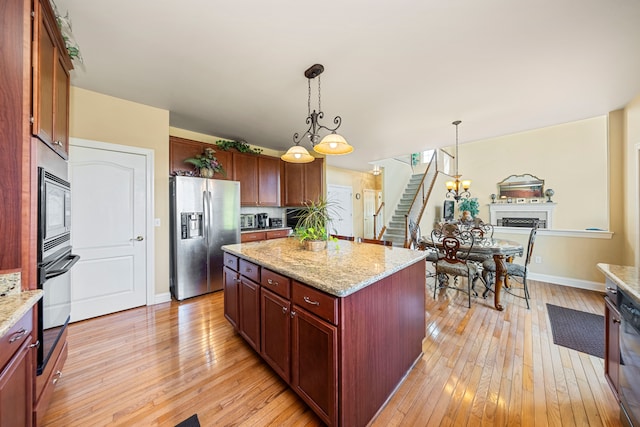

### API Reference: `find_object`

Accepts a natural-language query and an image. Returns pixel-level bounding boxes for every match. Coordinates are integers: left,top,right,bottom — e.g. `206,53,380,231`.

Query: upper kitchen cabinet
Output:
32,0,73,160
281,158,324,206
169,136,232,180
233,153,280,207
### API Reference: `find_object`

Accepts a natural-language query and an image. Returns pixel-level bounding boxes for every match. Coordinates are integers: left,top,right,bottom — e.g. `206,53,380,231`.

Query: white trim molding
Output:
528,273,604,292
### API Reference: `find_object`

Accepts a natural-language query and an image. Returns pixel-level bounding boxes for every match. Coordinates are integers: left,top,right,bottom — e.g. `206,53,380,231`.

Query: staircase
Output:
383,174,425,246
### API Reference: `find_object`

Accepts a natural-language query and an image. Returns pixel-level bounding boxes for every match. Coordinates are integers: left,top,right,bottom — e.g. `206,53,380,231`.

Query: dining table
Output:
424,236,524,311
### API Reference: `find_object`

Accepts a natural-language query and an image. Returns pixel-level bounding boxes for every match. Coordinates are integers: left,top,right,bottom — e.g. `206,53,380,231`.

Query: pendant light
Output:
445,120,471,201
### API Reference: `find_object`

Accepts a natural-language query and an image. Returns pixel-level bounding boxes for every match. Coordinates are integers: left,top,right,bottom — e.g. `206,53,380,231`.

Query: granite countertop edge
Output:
223,241,427,298
597,263,640,302
0,290,44,338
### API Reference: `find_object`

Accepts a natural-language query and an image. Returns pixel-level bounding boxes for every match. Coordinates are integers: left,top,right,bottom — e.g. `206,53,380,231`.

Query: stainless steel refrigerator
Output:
170,176,240,300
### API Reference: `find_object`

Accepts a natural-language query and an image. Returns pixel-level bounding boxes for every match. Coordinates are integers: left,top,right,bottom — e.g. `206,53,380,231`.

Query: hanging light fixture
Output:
445,120,471,201
371,165,381,176
281,64,353,163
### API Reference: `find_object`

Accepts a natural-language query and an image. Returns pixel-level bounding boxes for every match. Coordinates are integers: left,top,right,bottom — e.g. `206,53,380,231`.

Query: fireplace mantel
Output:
488,203,556,229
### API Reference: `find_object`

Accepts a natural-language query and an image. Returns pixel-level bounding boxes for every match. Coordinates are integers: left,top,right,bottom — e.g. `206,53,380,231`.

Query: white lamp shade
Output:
313,133,354,155
281,145,315,163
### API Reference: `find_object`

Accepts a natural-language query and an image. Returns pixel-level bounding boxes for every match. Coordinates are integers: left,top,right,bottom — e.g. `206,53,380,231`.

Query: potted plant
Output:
293,198,338,251
458,197,480,222
184,147,225,178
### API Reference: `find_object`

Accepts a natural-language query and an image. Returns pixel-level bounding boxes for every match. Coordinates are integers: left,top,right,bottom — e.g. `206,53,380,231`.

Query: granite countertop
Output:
222,237,427,297
241,227,291,233
597,263,640,302
0,290,44,337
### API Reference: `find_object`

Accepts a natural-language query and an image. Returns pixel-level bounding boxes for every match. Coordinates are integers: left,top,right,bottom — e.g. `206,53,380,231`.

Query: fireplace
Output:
489,203,555,229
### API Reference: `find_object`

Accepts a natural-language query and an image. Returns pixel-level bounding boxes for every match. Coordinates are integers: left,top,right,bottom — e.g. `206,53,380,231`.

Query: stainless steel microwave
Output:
240,214,256,229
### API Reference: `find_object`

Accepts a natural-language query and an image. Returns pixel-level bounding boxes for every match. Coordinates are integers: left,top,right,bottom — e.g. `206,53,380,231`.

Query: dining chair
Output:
357,237,393,246
481,225,538,309
430,228,479,308
331,234,355,241
462,220,494,263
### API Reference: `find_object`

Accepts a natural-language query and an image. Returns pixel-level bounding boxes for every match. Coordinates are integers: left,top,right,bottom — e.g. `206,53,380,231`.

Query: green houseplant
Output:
293,198,338,251
184,147,225,178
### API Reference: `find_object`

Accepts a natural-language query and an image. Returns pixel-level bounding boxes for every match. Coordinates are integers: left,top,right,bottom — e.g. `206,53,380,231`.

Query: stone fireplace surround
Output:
489,203,556,229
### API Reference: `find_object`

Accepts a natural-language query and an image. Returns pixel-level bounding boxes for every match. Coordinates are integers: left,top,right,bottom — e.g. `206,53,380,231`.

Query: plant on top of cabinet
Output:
51,0,83,63
216,139,263,155
184,147,226,178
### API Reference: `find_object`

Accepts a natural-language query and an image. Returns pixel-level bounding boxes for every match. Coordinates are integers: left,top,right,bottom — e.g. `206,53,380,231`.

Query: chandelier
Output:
445,120,471,201
281,64,353,163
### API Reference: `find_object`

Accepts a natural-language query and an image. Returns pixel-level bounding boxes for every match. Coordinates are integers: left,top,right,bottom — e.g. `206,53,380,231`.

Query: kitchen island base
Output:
222,239,426,426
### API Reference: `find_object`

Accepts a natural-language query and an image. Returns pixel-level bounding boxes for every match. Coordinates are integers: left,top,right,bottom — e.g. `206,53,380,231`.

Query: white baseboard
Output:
528,273,604,292
153,292,172,305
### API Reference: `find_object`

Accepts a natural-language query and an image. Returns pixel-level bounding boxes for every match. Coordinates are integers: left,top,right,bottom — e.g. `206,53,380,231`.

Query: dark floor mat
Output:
546,303,604,358
175,414,200,427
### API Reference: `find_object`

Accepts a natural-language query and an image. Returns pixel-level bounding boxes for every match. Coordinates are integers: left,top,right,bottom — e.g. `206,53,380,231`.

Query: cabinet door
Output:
223,266,240,330
53,54,70,155
283,162,305,206
304,159,324,204
169,137,232,179
239,277,260,351
0,337,33,427
233,153,259,206
33,3,56,148
261,288,291,382
258,156,280,206
291,307,338,426
605,296,620,399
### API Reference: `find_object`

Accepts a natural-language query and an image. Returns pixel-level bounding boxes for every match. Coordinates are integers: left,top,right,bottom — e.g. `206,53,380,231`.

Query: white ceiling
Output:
55,0,640,171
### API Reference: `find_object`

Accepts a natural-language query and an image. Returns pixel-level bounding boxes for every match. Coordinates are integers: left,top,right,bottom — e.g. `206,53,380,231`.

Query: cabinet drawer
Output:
261,269,291,299
35,339,68,426
266,229,290,240
292,281,338,325
241,231,266,243
223,252,238,271
239,259,260,282
0,309,33,371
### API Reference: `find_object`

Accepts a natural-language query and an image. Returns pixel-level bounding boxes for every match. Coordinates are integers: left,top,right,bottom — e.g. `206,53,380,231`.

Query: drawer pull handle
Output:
30,340,40,349
52,370,62,385
613,319,621,324
606,286,618,294
267,279,279,286
303,296,320,306
9,328,27,343
246,268,252,273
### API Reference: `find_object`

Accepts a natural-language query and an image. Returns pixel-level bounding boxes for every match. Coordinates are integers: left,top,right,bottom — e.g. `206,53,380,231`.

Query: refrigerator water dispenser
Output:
181,212,203,239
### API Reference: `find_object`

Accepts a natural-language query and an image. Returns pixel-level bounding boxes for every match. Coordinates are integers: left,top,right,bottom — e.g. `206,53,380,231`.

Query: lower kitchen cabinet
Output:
223,266,240,329
0,337,33,427
35,328,68,425
291,306,338,426
239,276,261,352
260,288,291,382
605,294,621,399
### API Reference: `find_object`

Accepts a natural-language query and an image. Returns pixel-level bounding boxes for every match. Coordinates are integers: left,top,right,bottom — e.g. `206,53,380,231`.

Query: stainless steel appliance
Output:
256,212,268,229
36,166,80,375
170,176,240,300
618,289,640,427
286,208,302,229
240,213,256,229
269,218,283,228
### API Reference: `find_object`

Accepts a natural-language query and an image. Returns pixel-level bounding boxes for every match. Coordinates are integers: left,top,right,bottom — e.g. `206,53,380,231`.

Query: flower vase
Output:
200,168,214,178
305,240,327,251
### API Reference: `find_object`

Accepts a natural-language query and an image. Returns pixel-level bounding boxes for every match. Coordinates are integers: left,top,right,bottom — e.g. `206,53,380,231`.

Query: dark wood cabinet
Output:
257,156,280,206
233,153,259,205
605,294,621,400
282,159,324,206
0,309,34,427
291,305,338,426
32,0,73,159
223,266,240,329
238,259,261,352
260,288,291,382
169,136,231,180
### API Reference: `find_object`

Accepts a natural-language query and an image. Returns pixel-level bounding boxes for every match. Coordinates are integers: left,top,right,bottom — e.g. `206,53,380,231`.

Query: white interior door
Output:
327,185,353,237
363,189,375,239
69,141,150,322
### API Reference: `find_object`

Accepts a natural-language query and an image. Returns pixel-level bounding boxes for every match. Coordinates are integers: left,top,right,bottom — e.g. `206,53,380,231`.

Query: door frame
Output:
69,137,155,306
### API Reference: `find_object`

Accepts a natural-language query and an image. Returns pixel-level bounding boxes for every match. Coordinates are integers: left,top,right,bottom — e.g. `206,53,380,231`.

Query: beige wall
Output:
68,87,171,295
326,166,380,238
623,93,640,266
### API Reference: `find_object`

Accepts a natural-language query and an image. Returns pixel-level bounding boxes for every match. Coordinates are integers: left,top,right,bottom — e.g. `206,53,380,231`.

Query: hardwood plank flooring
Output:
41,280,621,426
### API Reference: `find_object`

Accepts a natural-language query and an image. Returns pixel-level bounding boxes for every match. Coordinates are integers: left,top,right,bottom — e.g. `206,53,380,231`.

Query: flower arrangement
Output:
184,147,225,177
458,197,480,219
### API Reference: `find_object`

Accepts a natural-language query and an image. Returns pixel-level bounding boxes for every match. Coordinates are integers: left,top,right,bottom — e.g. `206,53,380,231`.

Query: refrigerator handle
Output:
205,190,213,243
202,190,209,246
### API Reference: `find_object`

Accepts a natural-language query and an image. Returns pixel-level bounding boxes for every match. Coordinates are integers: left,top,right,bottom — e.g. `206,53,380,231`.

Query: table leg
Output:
493,254,507,311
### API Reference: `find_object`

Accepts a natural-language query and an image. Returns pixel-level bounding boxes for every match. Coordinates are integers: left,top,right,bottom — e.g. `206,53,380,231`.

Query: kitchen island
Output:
221,237,427,427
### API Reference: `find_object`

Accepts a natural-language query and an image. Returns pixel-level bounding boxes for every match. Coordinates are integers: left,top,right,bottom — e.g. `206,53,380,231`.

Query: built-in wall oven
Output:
36,166,79,375
618,288,640,427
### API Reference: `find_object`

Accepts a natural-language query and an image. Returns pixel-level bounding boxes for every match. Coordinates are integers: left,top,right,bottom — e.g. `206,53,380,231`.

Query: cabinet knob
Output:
29,340,40,349
52,370,62,385
613,319,621,324
290,310,296,318
267,279,278,286
606,286,618,294
282,306,288,314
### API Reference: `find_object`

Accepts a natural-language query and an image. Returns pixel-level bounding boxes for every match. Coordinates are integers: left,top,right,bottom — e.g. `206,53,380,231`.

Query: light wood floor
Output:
41,280,621,426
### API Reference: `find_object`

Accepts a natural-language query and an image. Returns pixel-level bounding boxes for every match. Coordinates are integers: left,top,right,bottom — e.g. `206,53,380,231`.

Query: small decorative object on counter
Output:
490,193,497,203
458,197,479,219
293,198,338,250
184,147,225,178
545,188,555,203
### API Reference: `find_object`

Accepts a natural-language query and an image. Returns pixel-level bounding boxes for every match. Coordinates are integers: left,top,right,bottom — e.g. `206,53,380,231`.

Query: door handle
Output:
131,236,144,241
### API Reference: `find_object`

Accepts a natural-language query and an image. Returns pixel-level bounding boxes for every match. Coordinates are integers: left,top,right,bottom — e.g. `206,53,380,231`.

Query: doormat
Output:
546,303,604,358
175,414,200,427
